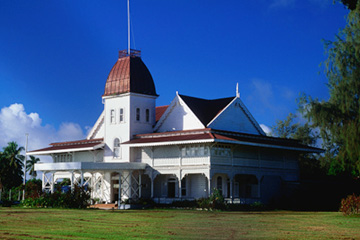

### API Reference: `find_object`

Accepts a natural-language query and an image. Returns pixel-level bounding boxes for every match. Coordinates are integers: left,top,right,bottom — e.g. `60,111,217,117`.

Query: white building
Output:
28,49,321,205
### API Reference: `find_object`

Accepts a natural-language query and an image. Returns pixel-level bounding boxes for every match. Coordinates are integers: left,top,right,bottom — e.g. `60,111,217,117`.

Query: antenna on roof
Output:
127,0,130,55
236,83,240,98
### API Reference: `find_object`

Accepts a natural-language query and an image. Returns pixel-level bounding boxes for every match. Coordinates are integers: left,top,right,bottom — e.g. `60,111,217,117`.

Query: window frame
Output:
110,109,115,124
145,108,150,122
119,108,124,123
113,138,121,158
136,108,140,121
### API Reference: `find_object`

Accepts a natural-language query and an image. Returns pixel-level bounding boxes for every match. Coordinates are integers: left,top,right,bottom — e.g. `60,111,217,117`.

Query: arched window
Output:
114,138,121,158
217,176,223,194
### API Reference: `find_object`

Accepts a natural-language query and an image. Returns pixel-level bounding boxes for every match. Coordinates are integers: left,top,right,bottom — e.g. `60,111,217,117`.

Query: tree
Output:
300,5,360,177
0,152,5,191
1,142,24,189
271,113,299,139
271,113,323,179
339,0,358,10
271,113,318,146
26,155,40,179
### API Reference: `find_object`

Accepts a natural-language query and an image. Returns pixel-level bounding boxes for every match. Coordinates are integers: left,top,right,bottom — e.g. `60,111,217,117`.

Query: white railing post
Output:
118,171,122,209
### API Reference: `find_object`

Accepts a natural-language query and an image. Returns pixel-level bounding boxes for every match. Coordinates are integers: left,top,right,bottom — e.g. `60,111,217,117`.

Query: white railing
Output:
182,157,209,166
233,157,259,167
154,158,180,166
211,157,231,165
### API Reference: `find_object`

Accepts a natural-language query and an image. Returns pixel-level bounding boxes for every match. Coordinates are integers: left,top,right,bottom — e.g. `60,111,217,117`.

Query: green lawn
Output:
0,208,359,239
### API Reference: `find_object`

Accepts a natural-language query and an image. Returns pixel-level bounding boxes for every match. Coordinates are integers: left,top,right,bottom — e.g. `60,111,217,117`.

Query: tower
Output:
102,50,158,162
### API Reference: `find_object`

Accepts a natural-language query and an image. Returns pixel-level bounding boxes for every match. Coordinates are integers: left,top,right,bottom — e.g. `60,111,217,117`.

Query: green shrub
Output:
340,194,360,216
25,179,42,199
196,188,226,210
23,185,90,209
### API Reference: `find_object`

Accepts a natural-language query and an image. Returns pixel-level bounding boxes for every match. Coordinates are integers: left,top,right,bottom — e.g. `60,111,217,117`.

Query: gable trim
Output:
206,97,237,127
87,111,105,139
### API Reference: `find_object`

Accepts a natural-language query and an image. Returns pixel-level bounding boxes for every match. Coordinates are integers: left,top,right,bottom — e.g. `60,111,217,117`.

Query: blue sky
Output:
0,0,349,150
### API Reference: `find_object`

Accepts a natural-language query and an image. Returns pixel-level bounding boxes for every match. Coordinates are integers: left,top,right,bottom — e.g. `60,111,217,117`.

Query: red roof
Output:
123,129,323,152
155,105,169,122
28,138,104,154
103,50,157,97
124,132,213,144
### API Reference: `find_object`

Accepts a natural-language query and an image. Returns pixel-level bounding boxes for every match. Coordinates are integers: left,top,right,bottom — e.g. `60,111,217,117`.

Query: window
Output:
136,108,140,121
212,145,231,157
55,154,72,163
181,145,209,157
114,138,121,158
181,177,187,196
145,109,150,122
119,108,124,123
110,109,115,124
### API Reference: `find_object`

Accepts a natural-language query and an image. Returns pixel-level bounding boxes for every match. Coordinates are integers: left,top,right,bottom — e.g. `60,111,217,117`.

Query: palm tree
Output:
3,141,24,169
26,155,40,179
2,141,24,189
0,151,4,191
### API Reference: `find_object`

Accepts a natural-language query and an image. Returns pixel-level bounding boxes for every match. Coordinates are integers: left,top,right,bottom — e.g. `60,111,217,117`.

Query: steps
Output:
90,203,117,209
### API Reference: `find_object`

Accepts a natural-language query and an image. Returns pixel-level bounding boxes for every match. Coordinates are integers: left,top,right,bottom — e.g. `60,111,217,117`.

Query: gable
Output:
154,95,204,132
87,111,105,139
179,94,234,126
208,98,265,135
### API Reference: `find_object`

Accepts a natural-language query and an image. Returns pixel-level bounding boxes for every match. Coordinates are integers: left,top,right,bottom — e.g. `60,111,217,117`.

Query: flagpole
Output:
127,0,130,55
23,133,28,201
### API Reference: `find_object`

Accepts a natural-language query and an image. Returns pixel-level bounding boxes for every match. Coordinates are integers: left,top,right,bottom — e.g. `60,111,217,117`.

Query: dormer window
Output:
119,108,124,123
110,109,115,124
136,108,140,121
146,109,150,122
114,138,121,158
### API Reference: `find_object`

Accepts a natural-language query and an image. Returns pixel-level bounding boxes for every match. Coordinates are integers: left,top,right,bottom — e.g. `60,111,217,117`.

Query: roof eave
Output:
27,143,105,156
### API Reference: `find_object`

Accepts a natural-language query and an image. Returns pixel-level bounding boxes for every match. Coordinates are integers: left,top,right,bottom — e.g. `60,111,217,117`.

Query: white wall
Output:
155,95,204,132
103,93,156,162
187,174,207,199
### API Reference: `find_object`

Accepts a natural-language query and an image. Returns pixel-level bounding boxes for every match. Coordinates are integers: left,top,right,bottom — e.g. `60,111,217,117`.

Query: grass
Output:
0,208,359,239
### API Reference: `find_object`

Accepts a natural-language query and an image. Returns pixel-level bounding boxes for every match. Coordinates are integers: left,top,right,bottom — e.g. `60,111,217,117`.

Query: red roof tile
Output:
103,50,157,97
28,138,104,153
124,132,214,144
155,105,169,122
123,129,323,152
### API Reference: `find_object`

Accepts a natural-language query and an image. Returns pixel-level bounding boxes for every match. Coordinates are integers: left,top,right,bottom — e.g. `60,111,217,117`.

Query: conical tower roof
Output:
103,50,157,97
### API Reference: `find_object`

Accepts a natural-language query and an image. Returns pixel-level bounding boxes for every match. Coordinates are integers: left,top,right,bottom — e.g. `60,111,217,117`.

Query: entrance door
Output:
168,178,176,198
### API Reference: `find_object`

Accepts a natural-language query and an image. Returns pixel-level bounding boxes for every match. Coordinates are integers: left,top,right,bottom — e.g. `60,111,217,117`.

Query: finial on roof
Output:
176,91,179,96
236,83,240,98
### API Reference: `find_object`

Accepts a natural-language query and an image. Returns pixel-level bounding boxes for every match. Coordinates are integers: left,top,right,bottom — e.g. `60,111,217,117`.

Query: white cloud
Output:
246,78,290,117
260,124,272,136
0,103,85,163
